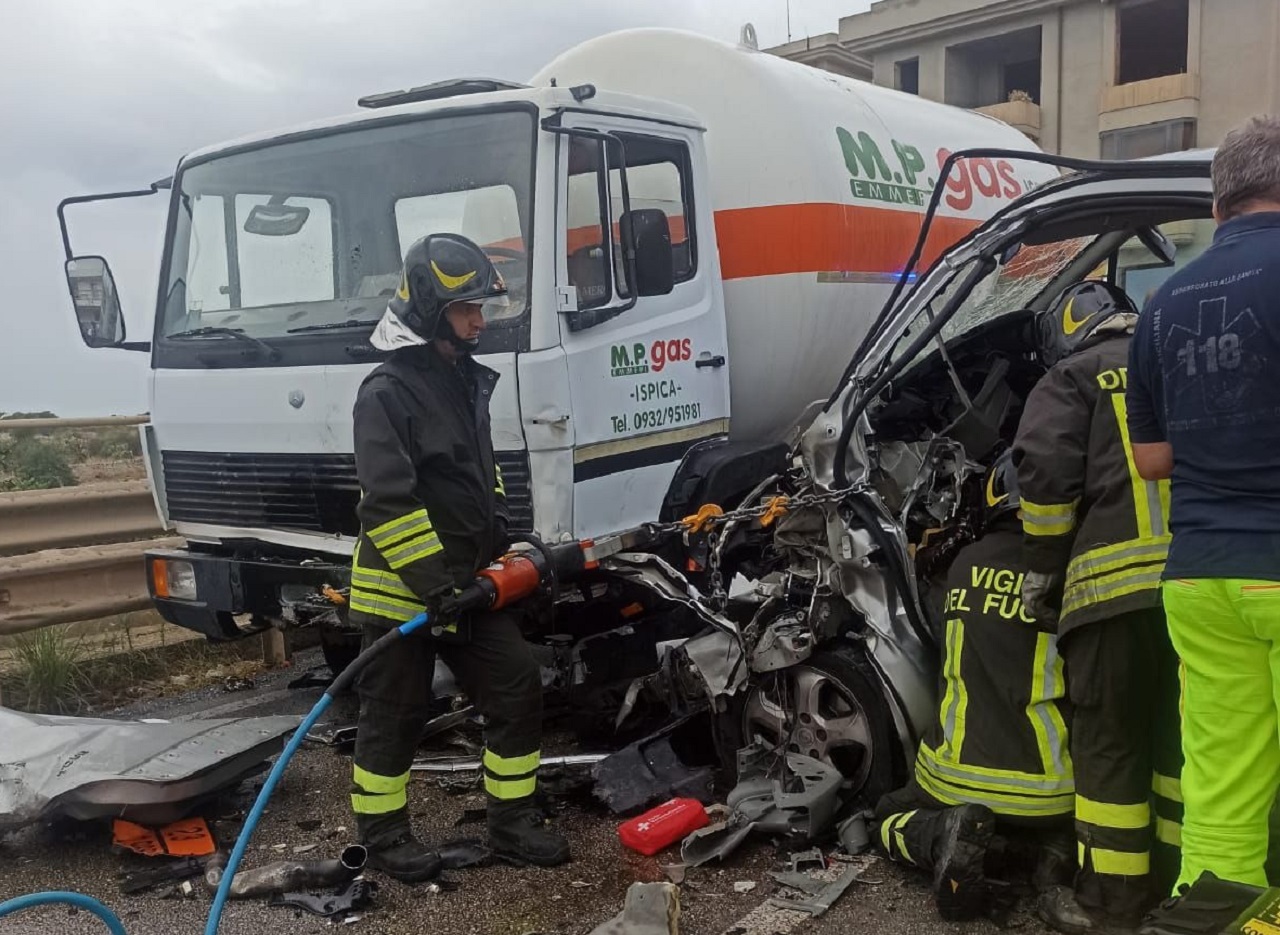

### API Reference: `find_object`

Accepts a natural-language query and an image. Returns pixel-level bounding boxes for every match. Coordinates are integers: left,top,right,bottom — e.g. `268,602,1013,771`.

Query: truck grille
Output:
161,450,533,536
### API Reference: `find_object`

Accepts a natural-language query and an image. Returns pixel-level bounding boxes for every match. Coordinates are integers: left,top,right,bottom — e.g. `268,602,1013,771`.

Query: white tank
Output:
534,29,1056,441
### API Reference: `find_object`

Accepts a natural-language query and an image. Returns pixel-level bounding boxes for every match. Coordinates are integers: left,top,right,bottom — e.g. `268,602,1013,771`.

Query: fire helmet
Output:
386,233,507,351
1035,280,1138,368
983,449,1021,525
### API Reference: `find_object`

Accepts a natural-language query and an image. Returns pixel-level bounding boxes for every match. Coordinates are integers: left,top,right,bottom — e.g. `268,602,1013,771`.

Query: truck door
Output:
555,115,730,540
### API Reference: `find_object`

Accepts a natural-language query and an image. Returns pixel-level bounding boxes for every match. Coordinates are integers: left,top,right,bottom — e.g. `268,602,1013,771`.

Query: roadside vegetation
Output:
0,612,274,714
0,411,145,491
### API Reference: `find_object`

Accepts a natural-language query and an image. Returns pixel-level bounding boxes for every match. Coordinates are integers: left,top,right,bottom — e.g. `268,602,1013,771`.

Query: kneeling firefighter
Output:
874,453,1075,921
348,233,570,882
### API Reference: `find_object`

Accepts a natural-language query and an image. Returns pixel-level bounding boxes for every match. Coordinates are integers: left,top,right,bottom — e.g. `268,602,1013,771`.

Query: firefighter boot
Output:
1034,831,1079,893
932,804,996,921
357,811,443,884
488,797,571,867
1038,885,1101,935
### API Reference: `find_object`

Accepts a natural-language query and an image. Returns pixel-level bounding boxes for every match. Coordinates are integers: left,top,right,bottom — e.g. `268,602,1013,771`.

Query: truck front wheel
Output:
320,625,362,679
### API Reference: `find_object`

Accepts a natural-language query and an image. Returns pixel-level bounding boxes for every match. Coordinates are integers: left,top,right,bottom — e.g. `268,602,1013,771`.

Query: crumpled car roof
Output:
0,708,299,830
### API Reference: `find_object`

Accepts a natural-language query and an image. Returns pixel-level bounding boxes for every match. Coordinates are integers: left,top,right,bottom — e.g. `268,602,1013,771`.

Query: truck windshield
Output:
156,108,534,364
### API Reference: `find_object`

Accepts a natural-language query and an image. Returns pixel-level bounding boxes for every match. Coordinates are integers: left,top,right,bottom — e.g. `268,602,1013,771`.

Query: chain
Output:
707,529,726,612
644,484,860,541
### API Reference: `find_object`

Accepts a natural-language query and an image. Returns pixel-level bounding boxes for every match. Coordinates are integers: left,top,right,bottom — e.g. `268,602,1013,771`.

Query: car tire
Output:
717,643,906,808
320,625,362,682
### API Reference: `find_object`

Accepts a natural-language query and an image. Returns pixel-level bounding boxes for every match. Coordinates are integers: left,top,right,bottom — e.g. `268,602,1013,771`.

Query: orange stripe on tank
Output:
713,202,979,281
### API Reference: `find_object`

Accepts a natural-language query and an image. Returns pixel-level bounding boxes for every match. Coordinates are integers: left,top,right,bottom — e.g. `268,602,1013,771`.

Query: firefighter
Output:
874,452,1075,922
347,233,570,882
1013,280,1181,931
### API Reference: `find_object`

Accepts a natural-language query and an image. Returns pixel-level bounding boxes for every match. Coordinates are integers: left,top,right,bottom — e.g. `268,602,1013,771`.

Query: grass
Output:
0,612,275,714
7,627,91,713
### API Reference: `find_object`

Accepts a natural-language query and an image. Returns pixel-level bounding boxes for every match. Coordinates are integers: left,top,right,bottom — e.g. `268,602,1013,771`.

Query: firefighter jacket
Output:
348,344,509,627
913,522,1074,820
1013,330,1170,636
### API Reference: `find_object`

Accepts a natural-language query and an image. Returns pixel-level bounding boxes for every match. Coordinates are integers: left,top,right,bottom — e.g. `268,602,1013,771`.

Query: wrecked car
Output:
680,148,1217,807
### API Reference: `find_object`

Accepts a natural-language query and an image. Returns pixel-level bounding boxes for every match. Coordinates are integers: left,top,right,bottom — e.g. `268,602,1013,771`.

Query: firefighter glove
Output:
493,516,510,560
1023,571,1064,628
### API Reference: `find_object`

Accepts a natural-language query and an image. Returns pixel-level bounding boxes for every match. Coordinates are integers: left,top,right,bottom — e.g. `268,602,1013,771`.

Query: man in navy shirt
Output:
1127,115,1280,892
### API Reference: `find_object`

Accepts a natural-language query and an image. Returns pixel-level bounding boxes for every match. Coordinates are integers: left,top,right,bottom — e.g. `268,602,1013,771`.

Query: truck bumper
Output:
144,547,349,641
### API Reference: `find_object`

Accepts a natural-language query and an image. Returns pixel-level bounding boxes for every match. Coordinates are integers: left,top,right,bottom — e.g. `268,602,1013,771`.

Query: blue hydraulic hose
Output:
0,891,129,935
203,610,430,935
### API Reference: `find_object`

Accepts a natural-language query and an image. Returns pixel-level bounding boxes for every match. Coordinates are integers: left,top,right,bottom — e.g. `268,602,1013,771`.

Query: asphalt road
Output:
0,646,1059,935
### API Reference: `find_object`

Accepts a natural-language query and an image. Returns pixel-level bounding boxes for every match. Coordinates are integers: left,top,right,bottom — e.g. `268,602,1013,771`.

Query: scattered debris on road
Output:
267,877,378,920
766,855,877,918
203,844,367,899
592,714,717,815
112,816,216,857
117,855,208,895
438,838,492,870
588,881,681,935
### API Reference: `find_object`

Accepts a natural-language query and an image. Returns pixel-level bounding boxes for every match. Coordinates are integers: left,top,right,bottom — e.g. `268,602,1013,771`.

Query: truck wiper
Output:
166,327,281,361
285,319,381,334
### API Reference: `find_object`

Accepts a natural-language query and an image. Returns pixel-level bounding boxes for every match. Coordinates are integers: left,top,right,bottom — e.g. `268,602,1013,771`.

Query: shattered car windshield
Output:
890,236,1094,370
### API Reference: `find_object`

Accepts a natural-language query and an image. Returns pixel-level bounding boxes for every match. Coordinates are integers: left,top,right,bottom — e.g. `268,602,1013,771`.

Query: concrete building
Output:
772,0,1280,157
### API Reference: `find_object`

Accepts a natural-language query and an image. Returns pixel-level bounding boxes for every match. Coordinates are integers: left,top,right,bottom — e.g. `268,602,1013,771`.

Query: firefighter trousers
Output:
874,780,1073,881
1061,609,1183,921
350,608,543,841
1162,578,1280,890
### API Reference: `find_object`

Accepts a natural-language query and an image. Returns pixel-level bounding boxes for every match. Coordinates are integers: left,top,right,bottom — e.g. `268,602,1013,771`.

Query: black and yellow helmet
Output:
983,450,1021,525
387,233,507,348
1035,280,1138,367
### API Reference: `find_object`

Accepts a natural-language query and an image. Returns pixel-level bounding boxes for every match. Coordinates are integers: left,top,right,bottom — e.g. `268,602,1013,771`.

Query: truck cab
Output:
63,80,732,646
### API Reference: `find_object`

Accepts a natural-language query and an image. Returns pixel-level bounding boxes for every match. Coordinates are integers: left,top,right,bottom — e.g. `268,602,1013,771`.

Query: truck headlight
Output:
152,558,197,601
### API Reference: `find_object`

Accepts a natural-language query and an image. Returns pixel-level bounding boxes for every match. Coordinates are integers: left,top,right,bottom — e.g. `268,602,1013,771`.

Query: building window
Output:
944,27,1042,108
1100,118,1196,159
896,58,920,95
1002,59,1042,105
1117,0,1190,85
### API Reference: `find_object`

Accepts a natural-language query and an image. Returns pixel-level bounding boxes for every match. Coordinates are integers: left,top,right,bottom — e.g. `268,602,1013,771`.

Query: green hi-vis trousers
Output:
1163,578,1280,890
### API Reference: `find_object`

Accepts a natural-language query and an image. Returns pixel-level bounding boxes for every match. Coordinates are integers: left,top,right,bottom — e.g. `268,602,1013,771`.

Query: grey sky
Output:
0,0,869,416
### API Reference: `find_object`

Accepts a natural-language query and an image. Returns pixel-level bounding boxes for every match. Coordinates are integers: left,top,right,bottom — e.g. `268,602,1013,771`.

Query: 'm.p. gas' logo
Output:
610,338,693,377
836,126,1029,213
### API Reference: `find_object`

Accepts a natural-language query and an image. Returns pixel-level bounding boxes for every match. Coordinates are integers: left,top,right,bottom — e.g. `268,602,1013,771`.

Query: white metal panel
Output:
149,354,521,455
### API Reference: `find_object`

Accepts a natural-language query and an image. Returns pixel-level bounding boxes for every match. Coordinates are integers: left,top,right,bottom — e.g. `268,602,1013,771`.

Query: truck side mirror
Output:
621,208,675,297
64,256,127,348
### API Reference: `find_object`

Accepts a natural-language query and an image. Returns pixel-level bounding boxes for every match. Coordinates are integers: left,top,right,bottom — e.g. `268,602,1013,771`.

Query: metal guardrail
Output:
0,537,183,636
0,481,163,557
0,416,173,635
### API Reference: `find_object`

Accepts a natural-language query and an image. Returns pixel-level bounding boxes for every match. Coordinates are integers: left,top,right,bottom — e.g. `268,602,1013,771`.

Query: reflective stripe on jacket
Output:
1013,332,1170,634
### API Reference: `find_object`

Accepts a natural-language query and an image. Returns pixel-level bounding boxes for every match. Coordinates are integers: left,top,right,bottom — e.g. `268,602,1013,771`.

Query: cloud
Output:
0,0,866,415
